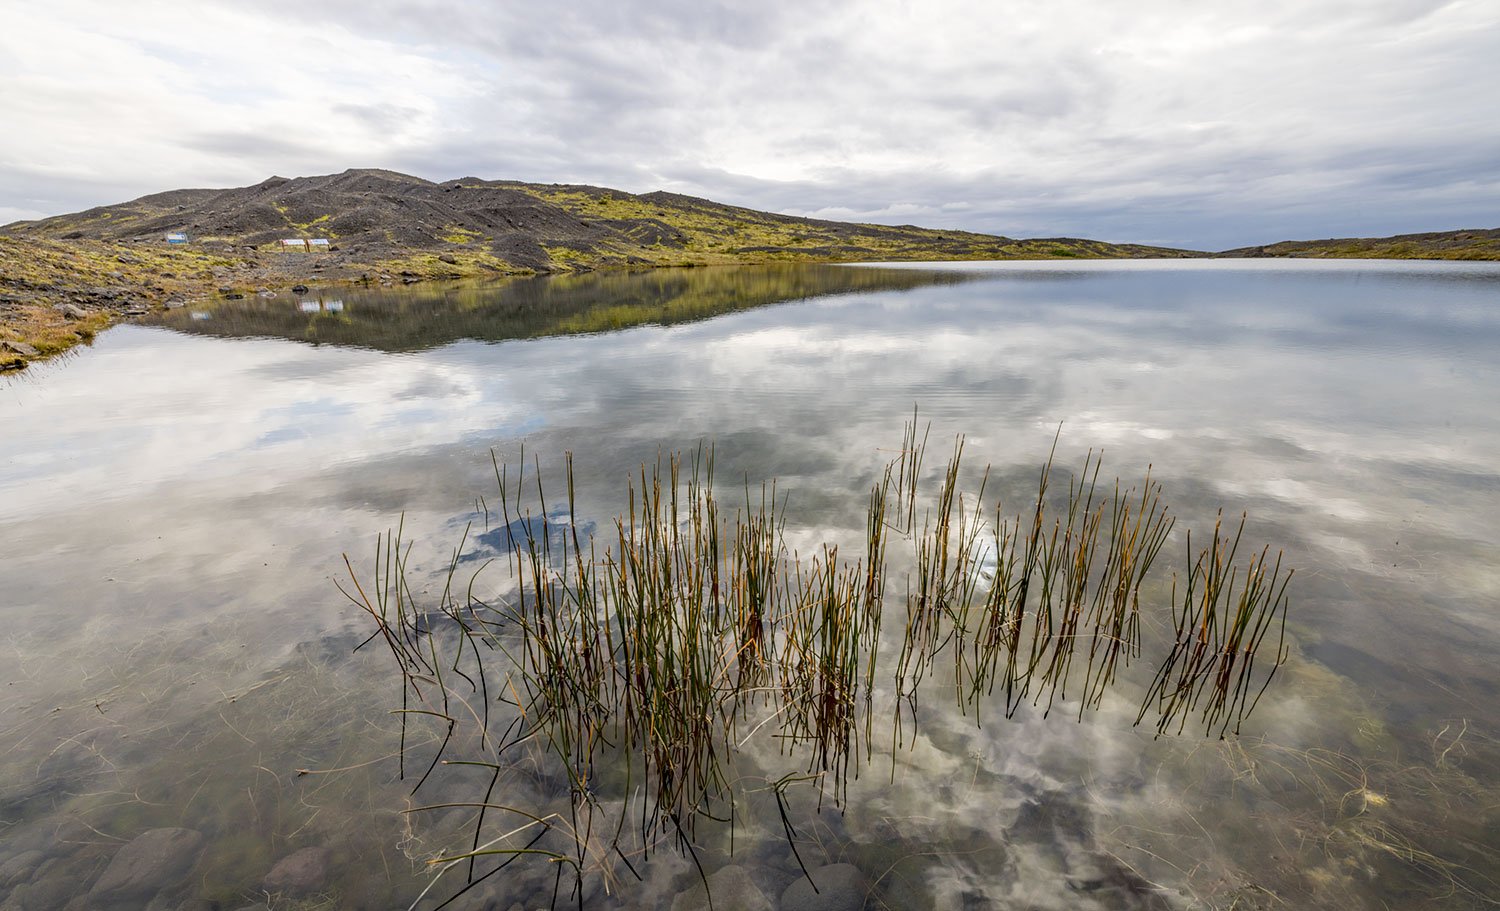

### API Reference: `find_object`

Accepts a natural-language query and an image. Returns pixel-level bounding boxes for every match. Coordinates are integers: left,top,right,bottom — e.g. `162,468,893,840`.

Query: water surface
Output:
3,260,1498,909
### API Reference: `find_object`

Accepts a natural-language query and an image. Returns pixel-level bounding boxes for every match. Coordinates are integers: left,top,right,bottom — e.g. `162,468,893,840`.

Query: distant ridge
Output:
1221,227,1500,261
3,168,1200,272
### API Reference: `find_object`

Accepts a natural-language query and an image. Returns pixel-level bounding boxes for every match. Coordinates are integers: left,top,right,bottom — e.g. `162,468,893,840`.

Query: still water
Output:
2,261,1498,909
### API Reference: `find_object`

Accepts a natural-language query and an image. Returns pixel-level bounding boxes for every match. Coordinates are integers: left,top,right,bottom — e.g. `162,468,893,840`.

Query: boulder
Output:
262,845,331,896
438,254,458,265
88,828,204,906
779,863,868,911
54,304,89,319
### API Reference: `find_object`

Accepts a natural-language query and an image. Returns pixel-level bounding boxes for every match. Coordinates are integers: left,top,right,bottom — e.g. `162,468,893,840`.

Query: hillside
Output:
1222,228,1500,260
0,169,1205,367
4,168,1198,272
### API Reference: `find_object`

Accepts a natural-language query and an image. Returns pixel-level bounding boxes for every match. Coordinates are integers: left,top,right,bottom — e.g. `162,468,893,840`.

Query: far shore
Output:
4,233,1499,370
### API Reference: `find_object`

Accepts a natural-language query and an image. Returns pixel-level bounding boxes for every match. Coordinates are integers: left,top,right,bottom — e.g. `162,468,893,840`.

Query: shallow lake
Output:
2,260,1498,909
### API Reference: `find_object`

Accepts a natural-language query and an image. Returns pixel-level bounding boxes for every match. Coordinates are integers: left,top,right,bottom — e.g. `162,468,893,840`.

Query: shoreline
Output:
0,234,1190,368
4,233,1498,369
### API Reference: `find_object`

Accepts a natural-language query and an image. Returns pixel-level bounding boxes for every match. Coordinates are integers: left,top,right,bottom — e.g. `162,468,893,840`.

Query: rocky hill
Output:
0,169,1210,367
4,168,1199,274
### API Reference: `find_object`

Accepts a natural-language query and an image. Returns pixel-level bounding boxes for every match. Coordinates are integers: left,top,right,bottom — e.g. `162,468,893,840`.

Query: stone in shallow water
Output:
670,864,773,911
261,845,332,896
0,851,44,890
87,828,204,907
27,858,85,910
779,863,869,911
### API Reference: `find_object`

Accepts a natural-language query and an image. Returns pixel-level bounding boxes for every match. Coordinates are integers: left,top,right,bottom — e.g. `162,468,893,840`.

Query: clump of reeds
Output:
338,414,1293,908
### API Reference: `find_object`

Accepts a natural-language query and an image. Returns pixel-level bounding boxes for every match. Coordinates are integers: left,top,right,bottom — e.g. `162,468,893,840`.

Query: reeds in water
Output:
339,415,1293,907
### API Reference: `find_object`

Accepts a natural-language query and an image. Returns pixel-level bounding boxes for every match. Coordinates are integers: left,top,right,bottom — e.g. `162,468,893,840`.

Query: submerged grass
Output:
340,417,1294,908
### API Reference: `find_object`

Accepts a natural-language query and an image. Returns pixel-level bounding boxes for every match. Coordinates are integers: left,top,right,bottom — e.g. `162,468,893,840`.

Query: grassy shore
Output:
0,232,1189,368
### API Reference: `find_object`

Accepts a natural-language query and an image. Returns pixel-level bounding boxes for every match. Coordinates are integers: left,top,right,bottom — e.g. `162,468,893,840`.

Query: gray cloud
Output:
0,0,1495,248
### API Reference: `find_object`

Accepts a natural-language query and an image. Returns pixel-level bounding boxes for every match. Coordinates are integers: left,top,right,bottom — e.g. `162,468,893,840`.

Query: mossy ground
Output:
0,235,246,366
504,183,1203,268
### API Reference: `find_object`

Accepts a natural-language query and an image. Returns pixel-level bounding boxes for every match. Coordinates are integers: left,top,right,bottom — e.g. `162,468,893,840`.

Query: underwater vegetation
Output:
340,416,1293,909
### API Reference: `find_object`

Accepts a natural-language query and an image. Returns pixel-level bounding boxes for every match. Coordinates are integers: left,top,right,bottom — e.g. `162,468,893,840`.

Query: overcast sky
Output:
1,0,1496,249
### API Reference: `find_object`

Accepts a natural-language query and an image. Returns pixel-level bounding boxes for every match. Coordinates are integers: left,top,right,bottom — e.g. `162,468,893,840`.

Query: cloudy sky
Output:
1,0,1495,248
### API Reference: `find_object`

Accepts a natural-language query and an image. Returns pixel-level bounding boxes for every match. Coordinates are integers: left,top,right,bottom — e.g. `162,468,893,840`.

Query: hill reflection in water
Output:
150,264,977,351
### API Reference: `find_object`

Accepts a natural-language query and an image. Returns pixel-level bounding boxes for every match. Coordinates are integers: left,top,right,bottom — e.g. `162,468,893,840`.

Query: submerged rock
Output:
0,850,44,889
261,845,332,896
780,863,868,911
670,865,772,911
88,827,204,907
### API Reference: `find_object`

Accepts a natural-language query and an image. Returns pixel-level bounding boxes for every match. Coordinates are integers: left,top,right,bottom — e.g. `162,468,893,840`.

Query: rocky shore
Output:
1,169,1206,369
0,235,511,371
